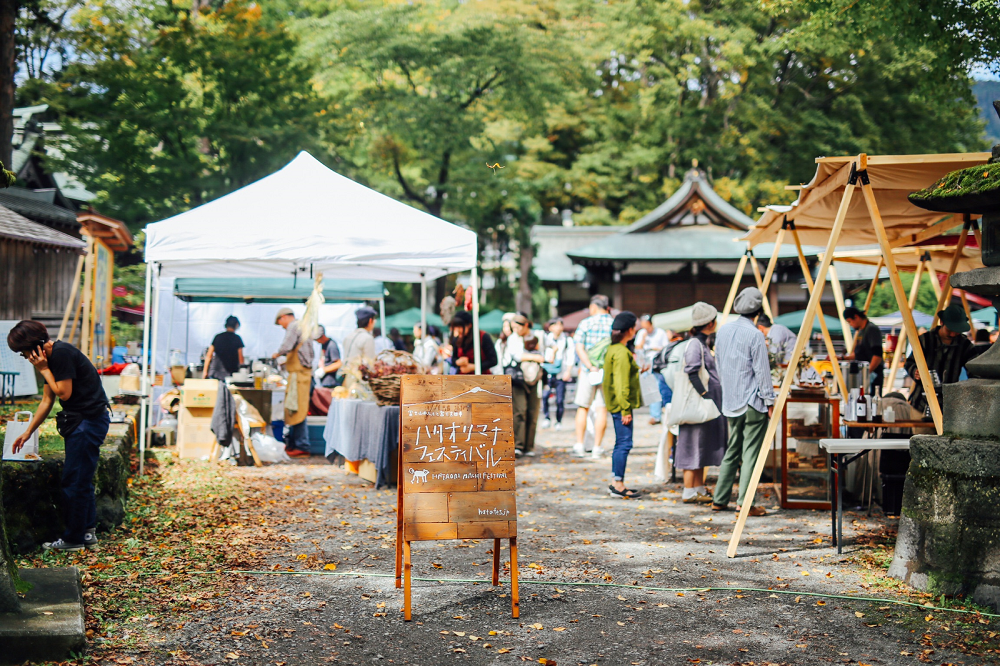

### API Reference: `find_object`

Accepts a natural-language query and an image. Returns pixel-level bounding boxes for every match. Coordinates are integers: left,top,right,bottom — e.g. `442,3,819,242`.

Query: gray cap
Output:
355,306,377,320
691,302,718,327
274,307,294,324
733,287,764,315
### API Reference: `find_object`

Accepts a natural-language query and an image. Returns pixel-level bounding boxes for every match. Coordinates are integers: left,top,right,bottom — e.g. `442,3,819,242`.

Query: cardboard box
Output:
181,379,218,408
177,405,216,459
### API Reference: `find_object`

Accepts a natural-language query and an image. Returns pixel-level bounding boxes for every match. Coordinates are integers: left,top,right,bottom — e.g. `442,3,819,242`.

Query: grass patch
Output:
19,452,264,664
1,399,62,454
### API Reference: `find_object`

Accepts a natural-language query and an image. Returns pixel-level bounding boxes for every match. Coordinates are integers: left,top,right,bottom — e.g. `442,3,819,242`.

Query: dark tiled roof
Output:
0,203,86,249
0,188,79,228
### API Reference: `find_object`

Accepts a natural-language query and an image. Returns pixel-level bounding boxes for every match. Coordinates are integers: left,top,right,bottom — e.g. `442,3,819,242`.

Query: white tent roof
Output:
145,152,477,281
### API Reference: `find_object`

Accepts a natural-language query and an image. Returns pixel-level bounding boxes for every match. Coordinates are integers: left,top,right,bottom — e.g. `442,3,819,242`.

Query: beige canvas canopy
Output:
831,242,983,275
725,152,990,559
744,153,991,249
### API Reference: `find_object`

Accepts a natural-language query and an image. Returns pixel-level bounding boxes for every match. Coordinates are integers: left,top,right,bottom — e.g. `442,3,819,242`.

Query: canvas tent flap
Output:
829,240,983,275
144,152,477,281
745,153,991,249
173,277,384,303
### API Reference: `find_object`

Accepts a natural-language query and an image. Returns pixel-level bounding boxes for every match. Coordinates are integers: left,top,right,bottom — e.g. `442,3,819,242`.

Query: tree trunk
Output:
0,0,18,172
515,243,534,318
0,470,22,613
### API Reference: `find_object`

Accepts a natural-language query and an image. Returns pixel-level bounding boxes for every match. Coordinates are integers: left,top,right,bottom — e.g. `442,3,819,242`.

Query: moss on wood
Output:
909,164,1000,205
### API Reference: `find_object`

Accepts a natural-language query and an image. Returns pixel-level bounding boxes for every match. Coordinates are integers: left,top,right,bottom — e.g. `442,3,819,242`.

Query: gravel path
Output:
163,408,981,665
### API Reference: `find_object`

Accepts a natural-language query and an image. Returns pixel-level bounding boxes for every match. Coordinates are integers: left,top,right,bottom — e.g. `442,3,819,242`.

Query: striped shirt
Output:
766,323,798,364
715,315,776,417
575,313,614,350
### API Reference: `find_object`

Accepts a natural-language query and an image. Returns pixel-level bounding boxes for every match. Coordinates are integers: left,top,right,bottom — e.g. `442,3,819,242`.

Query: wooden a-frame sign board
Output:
395,375,519,620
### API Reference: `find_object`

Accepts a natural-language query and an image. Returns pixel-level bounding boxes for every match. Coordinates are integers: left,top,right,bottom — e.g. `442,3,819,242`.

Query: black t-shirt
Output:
211,331,245,374
854,321,884,376
48,341,109,417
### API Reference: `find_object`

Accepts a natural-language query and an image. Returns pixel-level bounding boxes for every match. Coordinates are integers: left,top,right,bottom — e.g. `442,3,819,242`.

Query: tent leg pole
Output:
932,220,970,328
828,264,853,355
185,301,190,365
420,275,427,342
727,168,858,559
380,297,386,336
791,229,849,400
58,254,86,340
143,265,162,476
165,284,176,378
885,259,925,391
749,253,772,319
862,257,884,314
720,254,748,326
861,170,943,434
139,263,153,476
472,264,481,375
961,292,975,332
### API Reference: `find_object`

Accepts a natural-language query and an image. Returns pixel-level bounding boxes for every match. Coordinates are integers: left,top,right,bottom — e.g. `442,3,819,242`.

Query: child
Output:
602,311,642,499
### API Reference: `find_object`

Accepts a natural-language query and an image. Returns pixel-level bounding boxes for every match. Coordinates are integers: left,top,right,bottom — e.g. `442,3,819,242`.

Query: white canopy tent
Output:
140,151,481,467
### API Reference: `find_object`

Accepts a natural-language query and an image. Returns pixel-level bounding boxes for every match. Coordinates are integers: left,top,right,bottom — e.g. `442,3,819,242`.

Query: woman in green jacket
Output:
603,311,642,499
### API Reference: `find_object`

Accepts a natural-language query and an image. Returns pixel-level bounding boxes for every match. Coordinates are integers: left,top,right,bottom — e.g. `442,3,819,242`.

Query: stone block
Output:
0,567,85,664
943,381,1000,437
951,267,1000,298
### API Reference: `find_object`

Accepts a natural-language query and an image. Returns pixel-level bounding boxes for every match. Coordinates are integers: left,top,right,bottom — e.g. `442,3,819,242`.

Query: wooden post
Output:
80,236,95,358
720,254,749,326
395,416,404,589
509,537,519,619
862,257,884,314
68,291,83,346
760,229,785,300
925,257,943,301
885,258,925,391
931,221,970,327
492,539,501,586
58,254,86,341
790,228,849,400
727,162,858,558
403,539,412,621
749,253,773,319
827,264,853,354
960,292,975,332
861,173,943,434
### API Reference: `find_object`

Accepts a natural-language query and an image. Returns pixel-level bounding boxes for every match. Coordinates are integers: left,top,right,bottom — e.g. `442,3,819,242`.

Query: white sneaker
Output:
540,418,551,429
572,443,587,458
554,422,563,431
590,446,605,460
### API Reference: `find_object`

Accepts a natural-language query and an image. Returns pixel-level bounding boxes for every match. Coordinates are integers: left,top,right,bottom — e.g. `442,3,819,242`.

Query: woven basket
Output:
369,375,402,406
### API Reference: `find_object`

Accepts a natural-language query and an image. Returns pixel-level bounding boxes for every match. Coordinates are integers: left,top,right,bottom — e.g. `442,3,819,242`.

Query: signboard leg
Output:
403,540,412,621
395,411,404,589
492,539,501,586
509,537,519,619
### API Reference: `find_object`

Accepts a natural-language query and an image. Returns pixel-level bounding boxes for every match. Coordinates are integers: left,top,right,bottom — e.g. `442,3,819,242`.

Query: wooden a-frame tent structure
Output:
725,151,990,558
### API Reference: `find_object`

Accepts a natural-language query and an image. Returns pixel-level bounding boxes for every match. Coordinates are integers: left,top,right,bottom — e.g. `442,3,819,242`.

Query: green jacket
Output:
602,343,641,416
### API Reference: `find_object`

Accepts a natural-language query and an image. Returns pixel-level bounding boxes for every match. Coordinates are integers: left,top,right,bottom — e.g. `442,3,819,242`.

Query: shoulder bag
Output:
666,341,721,426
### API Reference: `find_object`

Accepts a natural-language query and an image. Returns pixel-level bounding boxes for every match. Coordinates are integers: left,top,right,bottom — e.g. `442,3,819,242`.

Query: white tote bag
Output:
666,342,721,426
3,411,40,461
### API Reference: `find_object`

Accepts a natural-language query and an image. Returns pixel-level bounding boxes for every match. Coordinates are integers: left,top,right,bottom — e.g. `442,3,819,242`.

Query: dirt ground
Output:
139,407,994,666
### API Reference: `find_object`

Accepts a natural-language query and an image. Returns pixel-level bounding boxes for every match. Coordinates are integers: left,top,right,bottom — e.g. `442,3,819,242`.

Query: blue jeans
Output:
648,372,673,421
62,411,110,544
543,378,566,423
611,412,634,481
284,420,309,452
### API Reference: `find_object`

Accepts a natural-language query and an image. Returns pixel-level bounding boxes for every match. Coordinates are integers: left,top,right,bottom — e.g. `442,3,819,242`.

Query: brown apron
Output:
284,339,311,427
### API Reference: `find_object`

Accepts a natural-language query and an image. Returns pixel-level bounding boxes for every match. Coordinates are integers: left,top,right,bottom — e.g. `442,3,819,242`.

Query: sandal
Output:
608,485,642,499
710,503,730,512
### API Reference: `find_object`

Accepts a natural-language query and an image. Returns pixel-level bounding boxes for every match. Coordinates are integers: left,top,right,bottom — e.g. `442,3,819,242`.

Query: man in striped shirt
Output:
712,287,775,517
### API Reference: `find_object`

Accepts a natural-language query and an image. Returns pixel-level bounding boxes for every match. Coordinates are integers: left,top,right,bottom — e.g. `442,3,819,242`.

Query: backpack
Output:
586,337,612,370
659,339,692,391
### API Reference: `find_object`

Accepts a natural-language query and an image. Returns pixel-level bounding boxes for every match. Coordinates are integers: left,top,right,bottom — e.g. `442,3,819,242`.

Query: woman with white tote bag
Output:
670,303,727,504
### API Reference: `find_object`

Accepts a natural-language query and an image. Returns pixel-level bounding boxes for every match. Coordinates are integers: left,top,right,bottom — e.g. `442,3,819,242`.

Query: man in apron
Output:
273,307,314,457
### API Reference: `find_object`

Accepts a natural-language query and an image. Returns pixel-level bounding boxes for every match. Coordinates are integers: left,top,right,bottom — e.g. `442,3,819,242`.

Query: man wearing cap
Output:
313,325,342,388
905,304,977,415
844,306,884,395
573,295,614,459
342,307,378,372
273,308,315,457
755,314,797,365
712,287,775,516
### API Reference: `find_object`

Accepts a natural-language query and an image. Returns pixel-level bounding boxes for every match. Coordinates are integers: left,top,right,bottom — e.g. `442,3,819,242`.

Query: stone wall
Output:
1,410,136,554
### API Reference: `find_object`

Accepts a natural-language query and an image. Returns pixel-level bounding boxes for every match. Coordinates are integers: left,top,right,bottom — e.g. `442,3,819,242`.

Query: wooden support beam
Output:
720,254,748,326
791,228,849,400
931,222,970,328
890,215,959,249
862,257,884,314
862,175,943,434
925,258,943,301
748,253,773,319
728,170,858,558
885,258,925,391
828,264,853,354
760,229,785,300
960,292,975,332
58,254,86,341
